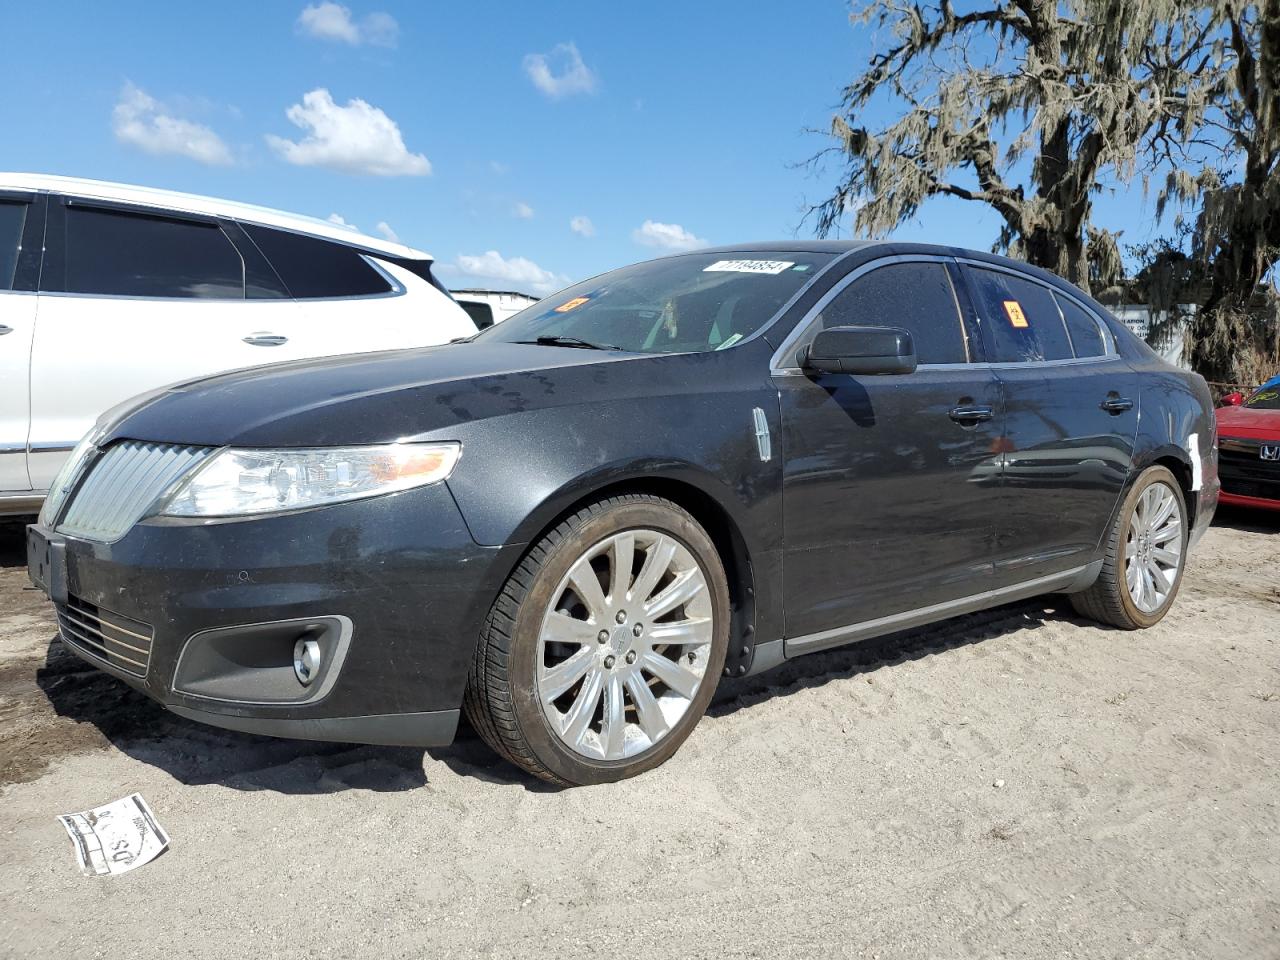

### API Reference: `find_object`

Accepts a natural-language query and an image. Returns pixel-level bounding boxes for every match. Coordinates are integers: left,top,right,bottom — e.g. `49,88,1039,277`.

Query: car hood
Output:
100,342,659,447
1215,403,1280,441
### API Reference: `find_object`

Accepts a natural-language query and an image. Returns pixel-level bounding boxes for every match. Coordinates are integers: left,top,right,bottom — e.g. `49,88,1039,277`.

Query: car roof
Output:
678,240,1090,296
0,172,431,262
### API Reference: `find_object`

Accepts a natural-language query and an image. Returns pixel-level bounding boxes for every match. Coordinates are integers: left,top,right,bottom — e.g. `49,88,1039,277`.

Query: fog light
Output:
293,638,321,686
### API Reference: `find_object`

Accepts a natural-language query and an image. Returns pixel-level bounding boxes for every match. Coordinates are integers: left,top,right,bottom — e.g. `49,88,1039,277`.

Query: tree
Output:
1156,0,1280,384
812,1,1216,295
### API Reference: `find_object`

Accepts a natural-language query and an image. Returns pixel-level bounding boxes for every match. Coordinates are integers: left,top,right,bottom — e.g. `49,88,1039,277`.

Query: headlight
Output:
155,442,461,518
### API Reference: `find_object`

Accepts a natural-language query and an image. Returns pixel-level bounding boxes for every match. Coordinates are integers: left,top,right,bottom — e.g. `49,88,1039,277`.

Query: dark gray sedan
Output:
27,242,1219,785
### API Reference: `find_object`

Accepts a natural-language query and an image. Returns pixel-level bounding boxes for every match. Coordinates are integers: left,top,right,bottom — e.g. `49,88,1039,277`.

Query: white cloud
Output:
570,215,595,238
489,160,510,175
112,83,233,166
632,219,708,252
266,88,430,176
512,201,535,220
523,42,598,99
450,250,569,295
297,3,398,46
327,212,358,230
375,220,400,242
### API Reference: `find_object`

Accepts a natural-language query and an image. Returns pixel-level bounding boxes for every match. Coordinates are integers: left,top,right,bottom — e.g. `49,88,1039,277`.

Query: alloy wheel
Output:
1124,481,1184,614
536,529,714,761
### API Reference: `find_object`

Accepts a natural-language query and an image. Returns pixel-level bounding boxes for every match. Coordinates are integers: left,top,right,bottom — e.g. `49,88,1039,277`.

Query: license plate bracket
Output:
27,526,68,605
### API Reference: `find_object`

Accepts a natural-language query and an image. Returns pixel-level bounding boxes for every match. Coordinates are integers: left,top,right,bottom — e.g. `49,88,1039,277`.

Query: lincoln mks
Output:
27,242,1219,785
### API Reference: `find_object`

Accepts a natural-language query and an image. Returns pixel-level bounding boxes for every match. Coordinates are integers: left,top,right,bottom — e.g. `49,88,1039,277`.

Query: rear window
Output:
480,252,835,354
0,200,27,290
242,224,391,299
1056,294,1108,358
59,205,244,299
966,268,1073,362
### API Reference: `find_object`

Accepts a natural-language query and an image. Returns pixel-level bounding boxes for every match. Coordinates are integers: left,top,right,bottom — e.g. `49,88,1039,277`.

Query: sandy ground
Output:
0,511,1277,960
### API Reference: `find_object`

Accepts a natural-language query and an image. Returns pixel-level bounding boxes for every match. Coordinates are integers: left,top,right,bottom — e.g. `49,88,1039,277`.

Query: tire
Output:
463,494,731,786
1070,466,1189,629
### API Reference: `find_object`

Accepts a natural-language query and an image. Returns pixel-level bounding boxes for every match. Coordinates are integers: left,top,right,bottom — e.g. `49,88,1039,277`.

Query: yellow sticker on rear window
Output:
554,296,590,313
1003,300,1029,328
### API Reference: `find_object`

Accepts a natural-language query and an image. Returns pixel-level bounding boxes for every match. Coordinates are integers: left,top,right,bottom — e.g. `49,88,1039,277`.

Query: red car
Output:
1216,384,1280,511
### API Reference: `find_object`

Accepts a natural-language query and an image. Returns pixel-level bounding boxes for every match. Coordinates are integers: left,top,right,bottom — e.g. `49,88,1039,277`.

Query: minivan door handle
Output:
1100,395,1134,414
243,333,288,347
948,404,994,425
0,324,13,336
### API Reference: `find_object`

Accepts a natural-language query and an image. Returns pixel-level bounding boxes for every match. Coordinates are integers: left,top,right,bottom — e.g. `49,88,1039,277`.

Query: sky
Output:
1,0,1180,295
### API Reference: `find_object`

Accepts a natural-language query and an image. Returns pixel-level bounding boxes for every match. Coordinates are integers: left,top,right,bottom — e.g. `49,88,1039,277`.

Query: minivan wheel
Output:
1070,465,1188,629
464,494,730,786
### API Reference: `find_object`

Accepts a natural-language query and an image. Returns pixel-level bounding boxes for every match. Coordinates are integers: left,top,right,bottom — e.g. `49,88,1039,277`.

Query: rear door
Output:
240,223,474,354
27,197,300,490
776,256,1004,639
0,192,44,494
956,261,1138,585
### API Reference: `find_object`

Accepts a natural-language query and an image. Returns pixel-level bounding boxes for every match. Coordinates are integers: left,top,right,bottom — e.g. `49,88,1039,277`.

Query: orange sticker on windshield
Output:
554,296,590,313
1003,300,1029,328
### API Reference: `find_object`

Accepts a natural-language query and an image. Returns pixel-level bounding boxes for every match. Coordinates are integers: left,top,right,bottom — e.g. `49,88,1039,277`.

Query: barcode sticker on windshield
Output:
703,260,795,275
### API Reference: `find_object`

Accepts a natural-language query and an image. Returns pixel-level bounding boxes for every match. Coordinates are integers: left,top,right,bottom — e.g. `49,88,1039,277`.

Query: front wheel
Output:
1071,465,1188,629
464,494,730,786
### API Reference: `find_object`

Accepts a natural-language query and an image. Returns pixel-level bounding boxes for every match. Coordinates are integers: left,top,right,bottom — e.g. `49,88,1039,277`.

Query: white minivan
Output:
0,174,477,515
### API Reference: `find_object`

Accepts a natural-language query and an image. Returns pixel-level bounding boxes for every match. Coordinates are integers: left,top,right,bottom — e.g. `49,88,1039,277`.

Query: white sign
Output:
703,260,795,275
58,793,170,877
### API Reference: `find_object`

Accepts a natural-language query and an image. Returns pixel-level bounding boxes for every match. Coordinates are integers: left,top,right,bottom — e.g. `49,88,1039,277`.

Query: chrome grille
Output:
57,441,211,542
56,595,154,677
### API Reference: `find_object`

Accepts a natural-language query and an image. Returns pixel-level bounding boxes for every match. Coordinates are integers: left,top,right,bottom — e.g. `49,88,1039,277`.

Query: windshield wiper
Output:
517,335,622,351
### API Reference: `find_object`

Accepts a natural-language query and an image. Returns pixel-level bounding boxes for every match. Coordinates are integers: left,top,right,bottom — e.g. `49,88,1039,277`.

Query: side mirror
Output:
1221,391,1245,407
800,325,917,376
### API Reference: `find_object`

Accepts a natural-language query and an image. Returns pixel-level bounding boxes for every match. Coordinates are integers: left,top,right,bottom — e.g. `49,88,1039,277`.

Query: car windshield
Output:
1245,387,1280,410
477,252,835,354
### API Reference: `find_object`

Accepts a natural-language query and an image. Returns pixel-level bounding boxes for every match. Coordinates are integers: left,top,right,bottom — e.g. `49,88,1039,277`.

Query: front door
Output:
778,258,1004,640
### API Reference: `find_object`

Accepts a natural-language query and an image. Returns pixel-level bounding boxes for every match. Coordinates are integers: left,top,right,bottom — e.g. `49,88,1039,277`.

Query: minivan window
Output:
61,206,244,299
1056,294,1108,358
967,267,1073,362
242,224,392,299
815,261,968,364
0,201,29,290
480,251,836,354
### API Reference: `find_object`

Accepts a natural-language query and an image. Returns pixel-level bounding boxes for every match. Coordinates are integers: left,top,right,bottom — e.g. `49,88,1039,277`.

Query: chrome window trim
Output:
953,256,1118,361
769,254,963,375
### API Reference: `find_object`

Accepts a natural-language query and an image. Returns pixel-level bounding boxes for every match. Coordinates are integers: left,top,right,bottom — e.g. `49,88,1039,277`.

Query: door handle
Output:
1100,395,1133,414
949,404,994,424
243,333,288,347
0,325,12,336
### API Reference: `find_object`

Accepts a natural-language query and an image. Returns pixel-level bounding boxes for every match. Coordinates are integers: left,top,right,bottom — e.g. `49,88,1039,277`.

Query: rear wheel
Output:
1071,466,1188,629
464,494,730,785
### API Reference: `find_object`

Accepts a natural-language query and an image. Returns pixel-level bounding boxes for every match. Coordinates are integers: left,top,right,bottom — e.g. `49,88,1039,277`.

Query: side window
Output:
816,261,968,364
242,224,391,299
965,267,1072,362
60,205,244,299
1056,294,1108,358
0,201,27,290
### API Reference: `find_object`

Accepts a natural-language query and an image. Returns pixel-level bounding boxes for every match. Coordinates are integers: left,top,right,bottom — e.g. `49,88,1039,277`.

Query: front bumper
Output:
27,483,506,746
